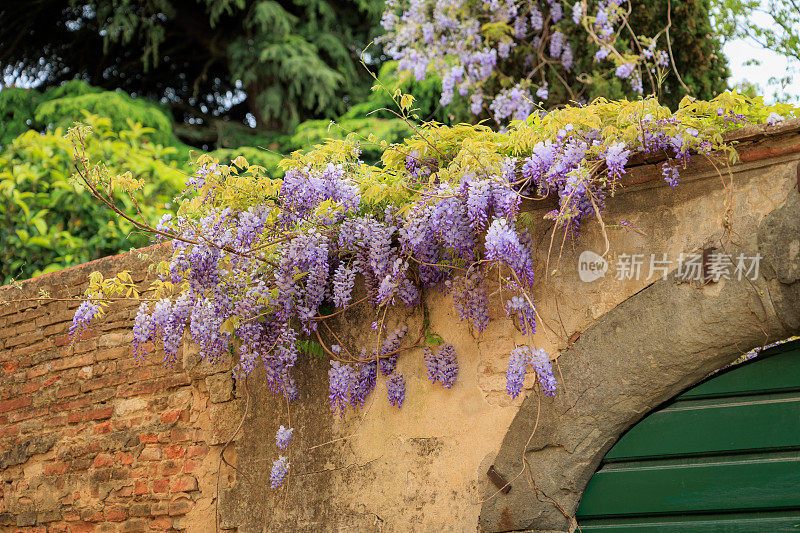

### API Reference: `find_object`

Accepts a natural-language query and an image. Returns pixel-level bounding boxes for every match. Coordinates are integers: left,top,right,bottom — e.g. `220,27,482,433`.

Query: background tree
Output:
711,0,799,100
0,0,385,136
382,0,729,125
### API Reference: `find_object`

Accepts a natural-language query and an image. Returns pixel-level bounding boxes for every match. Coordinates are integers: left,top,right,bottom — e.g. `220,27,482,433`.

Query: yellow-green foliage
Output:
208,146,285,178
290,117,414,164
0,113,185,283
277,92,798,220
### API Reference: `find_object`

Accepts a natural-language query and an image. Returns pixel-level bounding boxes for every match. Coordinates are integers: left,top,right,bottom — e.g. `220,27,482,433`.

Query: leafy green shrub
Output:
35,90,177,147
1,81,106,148
0,87,41,147
0,113,185,283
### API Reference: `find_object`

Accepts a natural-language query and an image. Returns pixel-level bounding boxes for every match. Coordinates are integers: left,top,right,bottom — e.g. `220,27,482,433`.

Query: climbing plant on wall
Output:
61,89,796,489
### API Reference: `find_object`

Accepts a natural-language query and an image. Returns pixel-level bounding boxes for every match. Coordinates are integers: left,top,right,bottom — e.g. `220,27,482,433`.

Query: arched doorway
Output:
576,339,800,531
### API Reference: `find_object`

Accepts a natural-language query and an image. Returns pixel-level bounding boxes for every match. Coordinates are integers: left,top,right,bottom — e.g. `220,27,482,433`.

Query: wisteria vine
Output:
67,92,795,489
381,0,673,125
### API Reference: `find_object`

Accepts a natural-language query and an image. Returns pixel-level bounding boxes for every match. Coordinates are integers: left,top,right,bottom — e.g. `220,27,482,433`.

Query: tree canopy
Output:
0,0,385,132
1,0,733,137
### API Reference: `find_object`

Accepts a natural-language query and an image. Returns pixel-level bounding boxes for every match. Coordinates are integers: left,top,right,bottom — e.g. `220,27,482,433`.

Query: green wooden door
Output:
576,340,800,532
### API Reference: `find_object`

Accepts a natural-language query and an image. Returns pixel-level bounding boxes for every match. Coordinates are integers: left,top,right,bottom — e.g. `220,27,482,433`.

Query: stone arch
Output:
478,188,800,532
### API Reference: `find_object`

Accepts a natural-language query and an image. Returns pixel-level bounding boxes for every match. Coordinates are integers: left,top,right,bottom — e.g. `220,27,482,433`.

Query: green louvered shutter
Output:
576,339,800,532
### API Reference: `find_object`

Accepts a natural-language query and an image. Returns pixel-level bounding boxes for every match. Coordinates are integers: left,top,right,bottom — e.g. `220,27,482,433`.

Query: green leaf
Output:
28,236,52,248
32,217,47,235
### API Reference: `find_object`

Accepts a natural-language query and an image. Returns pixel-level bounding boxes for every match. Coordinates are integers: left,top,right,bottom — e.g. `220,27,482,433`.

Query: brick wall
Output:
0,247,241,533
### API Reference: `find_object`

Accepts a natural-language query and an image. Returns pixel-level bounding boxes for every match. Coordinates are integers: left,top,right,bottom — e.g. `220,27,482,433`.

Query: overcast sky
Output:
722,9,799,104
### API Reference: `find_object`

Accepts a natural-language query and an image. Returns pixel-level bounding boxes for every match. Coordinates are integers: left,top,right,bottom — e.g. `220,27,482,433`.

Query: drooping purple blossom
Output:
506,346,556,398
485,219,535,287
275,426,294,450
425,343,458,388
386,372,406,407
352,359,378,407
69,301,99,341
270,456,290,488
379,325,408,375
328,361,355,417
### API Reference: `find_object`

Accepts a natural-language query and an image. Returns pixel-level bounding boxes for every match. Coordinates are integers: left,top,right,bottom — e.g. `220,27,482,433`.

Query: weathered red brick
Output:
5,330,44,348
170,475,198,493
160,410,183,424
26,363,49,379
16,380,41,394
161,461,180,476
139,446,161,461
80,373,126,393
54,327,97,347
70,458,92,472
168,497,193,516
67,406,113,424
43,374,62,387
50,352,94,371
95,346,127,361
56,382,80,399
134,481,148,495
170,428,193,442
81,509,104,522
9,405,48,423
116,451,135,465
0,423,19,438
44,413,68,428
114,484,134,498
93,421,112,434
139,433,159,444
152,478,170,493
164,375,191,389
0,396,31,413
93,453,114,467
119,519,148,533
52,397,90,414
183,460,200,474
105,507,129,522
148,517,172,530
44,461,69,475
132,367,154,381
163,445,185,460
68,523,97,533
186,445,209,459
91,468,112,482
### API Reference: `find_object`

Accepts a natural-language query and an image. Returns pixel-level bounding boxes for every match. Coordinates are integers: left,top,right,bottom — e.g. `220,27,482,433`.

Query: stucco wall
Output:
221,120,800,532
1,121,799,533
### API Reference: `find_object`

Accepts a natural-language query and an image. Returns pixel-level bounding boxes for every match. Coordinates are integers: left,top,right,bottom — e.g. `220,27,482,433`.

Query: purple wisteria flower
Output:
275,426,293,450
424,343,458,388
270,456,290,488
505,346,556,398
386,372,406,408
69,301,100,341
615,62,636,79
328,361,355,417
